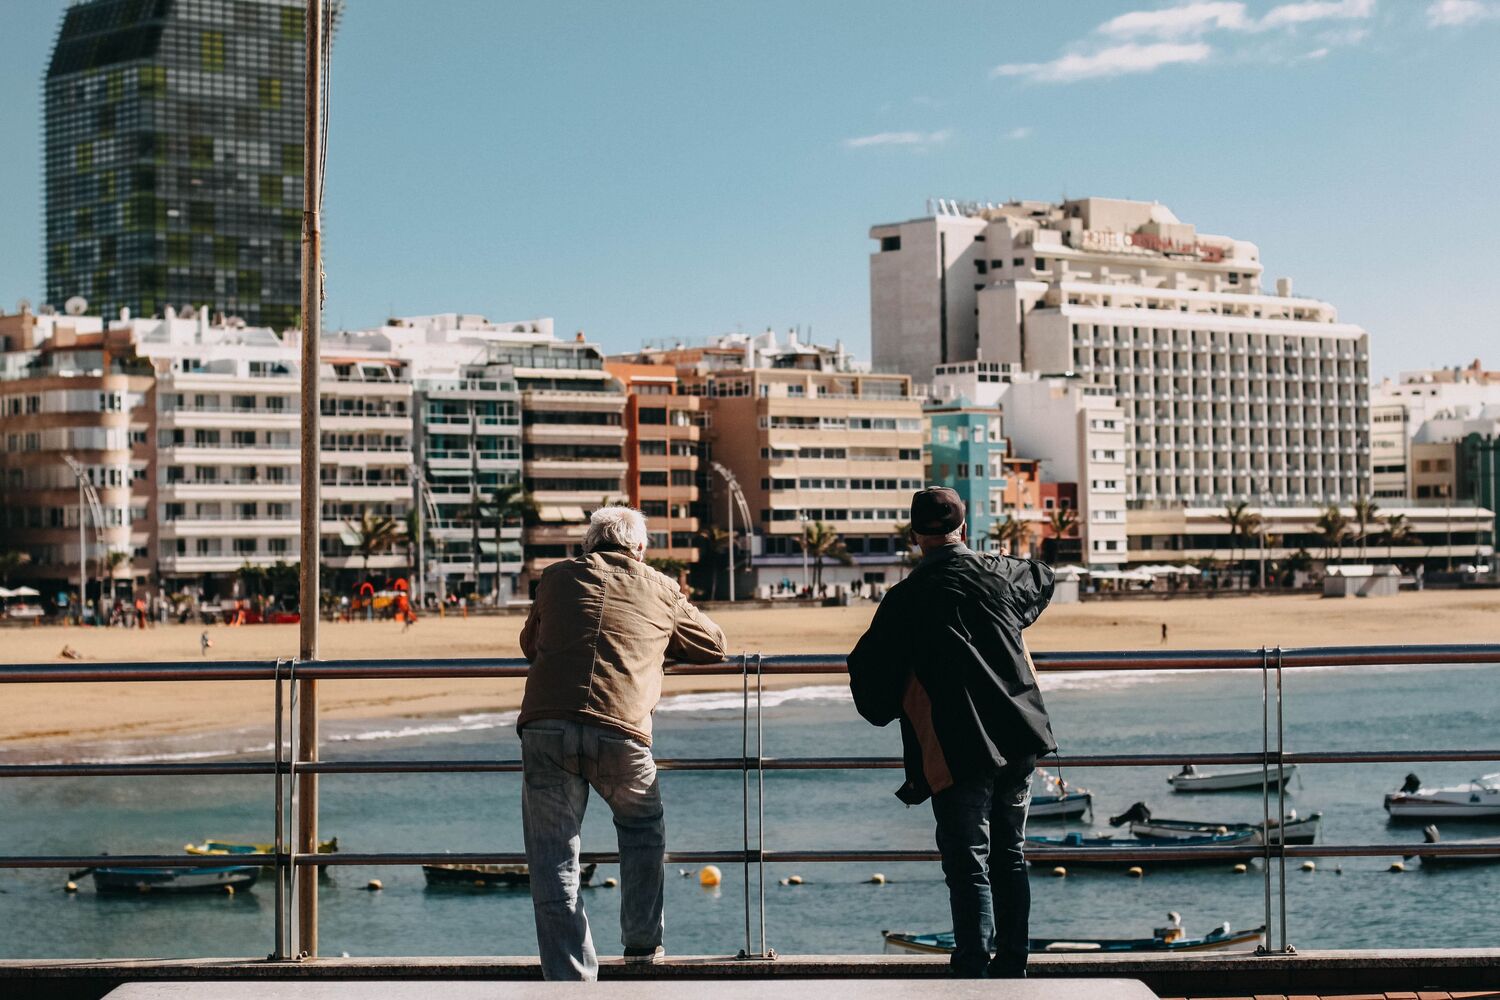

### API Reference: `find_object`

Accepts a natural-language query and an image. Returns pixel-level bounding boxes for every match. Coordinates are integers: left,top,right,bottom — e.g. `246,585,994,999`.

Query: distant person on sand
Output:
200,632,212,656
848,487,1056,979
1162,622,1168,644
517,505,727,980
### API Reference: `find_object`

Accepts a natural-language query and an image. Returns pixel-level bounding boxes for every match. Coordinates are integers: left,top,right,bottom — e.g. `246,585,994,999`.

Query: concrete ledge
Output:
102,979,1157,1000
4,950,1499,1000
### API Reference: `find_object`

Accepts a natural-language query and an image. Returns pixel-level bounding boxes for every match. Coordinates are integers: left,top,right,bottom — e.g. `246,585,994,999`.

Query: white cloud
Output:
1305,46,1331,57
842,129,952,150
1004,126,1034,140
993,42,1212,83
1426,0,1493,25
1258,0,1375,30
1099,2,1249,38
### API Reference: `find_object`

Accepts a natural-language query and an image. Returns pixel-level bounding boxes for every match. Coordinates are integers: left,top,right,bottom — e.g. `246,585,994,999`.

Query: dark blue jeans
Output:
930,764,1034,978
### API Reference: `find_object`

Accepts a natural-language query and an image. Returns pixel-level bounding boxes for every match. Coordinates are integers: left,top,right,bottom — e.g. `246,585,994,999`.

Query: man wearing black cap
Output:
848,487,1055,978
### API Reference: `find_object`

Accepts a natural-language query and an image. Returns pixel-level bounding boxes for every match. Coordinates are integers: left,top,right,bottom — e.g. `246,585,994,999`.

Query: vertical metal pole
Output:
726,487,735,603
272,658,286,960
1275,646,1289,952
755,652,766,956
78,479,87,623
1259,646,1272,953
739,652,751,958
296,0,324,959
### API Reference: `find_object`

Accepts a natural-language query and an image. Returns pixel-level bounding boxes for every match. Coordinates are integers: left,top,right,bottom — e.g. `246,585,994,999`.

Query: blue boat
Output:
91,864,260,894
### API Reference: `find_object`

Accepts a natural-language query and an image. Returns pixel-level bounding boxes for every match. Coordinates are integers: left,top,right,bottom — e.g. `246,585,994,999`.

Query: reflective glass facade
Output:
44,0,309,329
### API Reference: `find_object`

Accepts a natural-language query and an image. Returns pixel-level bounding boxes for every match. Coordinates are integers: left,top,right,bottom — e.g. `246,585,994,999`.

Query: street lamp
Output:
797,509,810,594
709,461,752,602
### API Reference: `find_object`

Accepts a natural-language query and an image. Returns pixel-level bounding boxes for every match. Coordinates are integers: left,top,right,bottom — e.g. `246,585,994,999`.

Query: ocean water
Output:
1,663,1496,959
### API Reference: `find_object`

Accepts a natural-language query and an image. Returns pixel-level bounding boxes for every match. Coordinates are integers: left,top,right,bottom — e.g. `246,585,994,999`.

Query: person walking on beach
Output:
517,505,727,980
848,487,1056,979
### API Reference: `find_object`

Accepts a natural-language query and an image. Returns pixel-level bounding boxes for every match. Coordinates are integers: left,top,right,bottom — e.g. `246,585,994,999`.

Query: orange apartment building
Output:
604,360,702,577
636,331,925,595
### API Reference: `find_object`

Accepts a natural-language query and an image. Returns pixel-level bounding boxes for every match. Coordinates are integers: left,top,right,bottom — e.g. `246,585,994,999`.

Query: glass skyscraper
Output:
44,0,311,329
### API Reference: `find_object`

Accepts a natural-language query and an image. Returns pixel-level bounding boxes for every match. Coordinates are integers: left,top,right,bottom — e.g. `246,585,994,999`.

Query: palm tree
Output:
989,514,1033,557
1043,507,1078,563
1351,497,1380,561
1382,512,1415,562
104,549,130,598
404,508,423,581
1219,501,1252,581
0,550,31,586
695,526,729,600
803,520,852,591
1313,505,1350,565
892,520,919,575
344,511,401,585
476,482,537,600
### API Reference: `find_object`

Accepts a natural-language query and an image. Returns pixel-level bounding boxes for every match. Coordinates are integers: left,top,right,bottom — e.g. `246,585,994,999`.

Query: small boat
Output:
184,837,339,860
422,861,597,889
883,915,1264,955
1384,772,1500,820
1025,829,1257,867
1416,824,1500,867
1029,768,1093,821
1168,764,1296,792
91,864,260,895
1109,801,1321,846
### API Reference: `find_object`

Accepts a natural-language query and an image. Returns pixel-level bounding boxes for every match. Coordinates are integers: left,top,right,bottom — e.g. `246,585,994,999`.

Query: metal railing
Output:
2,644,1499,963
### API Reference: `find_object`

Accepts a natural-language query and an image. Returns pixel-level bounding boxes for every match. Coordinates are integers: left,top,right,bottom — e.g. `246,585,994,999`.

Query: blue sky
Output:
1,1,1496,378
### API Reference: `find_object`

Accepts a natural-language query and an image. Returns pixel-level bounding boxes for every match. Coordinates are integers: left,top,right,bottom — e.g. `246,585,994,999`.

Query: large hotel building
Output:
871,197,1371,510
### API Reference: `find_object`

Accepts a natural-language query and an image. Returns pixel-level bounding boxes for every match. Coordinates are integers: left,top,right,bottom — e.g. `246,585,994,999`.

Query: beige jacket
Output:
517,548,728,745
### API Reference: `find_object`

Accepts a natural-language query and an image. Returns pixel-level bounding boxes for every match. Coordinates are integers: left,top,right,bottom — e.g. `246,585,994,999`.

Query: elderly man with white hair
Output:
517,504,727,980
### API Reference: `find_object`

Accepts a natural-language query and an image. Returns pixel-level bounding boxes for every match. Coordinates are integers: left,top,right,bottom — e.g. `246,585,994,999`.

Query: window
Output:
640,471,668,486
1013,258,1024,267
957,464,969,478
1035,257,1046,269
880,235,901,252
638,407,667,425
975,260,988,274
268,538,289,555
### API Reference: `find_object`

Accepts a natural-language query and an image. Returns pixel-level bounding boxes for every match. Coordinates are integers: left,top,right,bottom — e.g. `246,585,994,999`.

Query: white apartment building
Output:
1371,361,1500,500
873,198,1371,508
930,362,1128,566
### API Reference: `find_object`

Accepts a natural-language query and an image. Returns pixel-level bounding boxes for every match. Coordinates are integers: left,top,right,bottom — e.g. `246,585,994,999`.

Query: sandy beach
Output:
2,589,1497,753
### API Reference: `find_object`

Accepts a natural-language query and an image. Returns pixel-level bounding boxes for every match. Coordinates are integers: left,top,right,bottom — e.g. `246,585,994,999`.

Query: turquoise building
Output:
923,396,1007,550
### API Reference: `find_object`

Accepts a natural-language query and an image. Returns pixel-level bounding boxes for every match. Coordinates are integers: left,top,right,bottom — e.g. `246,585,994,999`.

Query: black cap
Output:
910,486,965,536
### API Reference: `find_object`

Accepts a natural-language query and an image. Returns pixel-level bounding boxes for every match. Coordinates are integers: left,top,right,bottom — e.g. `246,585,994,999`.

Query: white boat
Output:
1168,764,1296,793
1416,824,1500,867
1029,768,1092,820
1384,772,1500,820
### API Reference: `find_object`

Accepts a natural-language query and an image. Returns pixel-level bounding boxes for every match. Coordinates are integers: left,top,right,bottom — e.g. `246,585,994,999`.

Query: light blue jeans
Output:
520,718,666,980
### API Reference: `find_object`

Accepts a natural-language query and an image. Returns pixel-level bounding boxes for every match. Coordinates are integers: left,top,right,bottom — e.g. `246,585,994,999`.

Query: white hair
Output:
585,505,649,555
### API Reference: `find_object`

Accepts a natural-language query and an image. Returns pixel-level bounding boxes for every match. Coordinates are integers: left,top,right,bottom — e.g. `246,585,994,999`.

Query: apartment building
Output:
506,335,628,595
922,395,1006,549
1370,403,1412,499
141,312,302,592
0,310,153,601
604,360,702,576
372,314,535,602
872,197,1370,508
641,331,924,594
929,362,1128,566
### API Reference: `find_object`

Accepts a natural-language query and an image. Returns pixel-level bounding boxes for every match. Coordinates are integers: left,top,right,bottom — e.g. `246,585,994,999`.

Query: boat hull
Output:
1130,814,1320,846
1169,765,1297,792
1384,795,1500,820
1029,792,1092,820
92,865,260,894
1026,831,1258,867
883,926,1264,955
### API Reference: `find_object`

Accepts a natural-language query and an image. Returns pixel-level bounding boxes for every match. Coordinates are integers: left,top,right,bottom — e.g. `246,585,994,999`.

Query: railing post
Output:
755,651,768,958
738,652,751,959
1258,646,1274,954
1275,646,1292,954
271,658,288,961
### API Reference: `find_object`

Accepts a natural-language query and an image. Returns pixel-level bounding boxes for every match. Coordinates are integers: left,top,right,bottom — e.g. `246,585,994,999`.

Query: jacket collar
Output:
918,541,971,568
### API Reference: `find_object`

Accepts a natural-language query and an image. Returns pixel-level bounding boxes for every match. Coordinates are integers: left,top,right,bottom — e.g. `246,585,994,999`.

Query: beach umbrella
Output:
0,587,14,598
13,586,40,596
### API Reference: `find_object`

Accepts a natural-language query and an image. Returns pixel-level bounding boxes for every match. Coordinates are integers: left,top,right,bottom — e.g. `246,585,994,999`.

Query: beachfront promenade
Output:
3,643,1499,998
